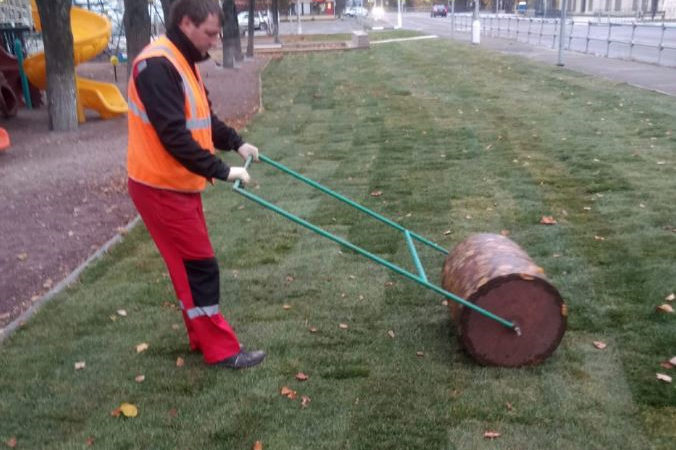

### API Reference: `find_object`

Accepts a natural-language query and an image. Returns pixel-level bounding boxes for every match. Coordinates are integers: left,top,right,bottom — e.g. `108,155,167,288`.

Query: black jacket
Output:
133,27,243,181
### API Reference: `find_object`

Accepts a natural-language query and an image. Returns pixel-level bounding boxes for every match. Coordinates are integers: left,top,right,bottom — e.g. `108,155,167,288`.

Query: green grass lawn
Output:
1,36,675,449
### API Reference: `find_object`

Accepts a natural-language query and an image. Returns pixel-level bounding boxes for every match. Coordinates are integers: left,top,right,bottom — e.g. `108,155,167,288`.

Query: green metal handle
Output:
232,153,518,332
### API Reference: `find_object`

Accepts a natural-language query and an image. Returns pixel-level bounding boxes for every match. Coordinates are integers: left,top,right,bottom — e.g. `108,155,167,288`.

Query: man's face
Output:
179,13,221,55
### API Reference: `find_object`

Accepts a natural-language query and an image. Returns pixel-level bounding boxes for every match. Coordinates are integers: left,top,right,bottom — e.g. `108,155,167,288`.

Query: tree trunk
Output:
35,0,77,131
124,0,151,76
160,0,177,26
221,0,240,68
272,0,280,44
246,0,254,58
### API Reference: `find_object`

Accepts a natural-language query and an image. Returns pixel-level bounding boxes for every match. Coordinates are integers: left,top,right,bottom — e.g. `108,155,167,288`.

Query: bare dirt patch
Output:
0,55,268,330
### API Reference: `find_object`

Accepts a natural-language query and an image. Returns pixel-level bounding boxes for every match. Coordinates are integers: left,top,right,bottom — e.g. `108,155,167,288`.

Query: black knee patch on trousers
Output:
184,258,220,307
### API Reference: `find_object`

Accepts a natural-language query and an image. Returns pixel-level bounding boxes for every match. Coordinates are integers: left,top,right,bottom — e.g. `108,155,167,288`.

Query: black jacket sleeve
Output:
134,57,240,181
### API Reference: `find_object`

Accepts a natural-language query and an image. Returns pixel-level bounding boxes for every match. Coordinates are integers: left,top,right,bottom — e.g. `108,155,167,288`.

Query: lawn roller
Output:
233,155,567,367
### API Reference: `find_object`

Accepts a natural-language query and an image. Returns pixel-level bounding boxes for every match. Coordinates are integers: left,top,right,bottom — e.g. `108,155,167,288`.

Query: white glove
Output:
237,143,259,162
226,167,250,185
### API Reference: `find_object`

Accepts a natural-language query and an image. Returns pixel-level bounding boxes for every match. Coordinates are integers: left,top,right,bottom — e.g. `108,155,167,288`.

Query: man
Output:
126,0,265,369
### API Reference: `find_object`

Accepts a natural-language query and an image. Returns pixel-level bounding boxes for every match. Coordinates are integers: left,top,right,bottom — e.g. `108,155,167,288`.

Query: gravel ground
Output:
0,54,269,330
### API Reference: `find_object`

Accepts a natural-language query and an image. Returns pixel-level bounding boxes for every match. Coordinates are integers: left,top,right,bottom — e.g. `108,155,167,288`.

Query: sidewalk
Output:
471,34,676,96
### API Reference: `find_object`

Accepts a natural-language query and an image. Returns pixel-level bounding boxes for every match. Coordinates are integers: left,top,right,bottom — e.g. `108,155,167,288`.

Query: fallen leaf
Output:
168,408,178,418
16,253,27,261
117,309,127,317
339,323,349,329
74,361,86,370
43,278,53,289
384,281,395,287
443,229,452,236
500,229,510,236
285,275,294,283
594,235,606,241
111,407,122,417
416,351,425,357
540,216,557,225
506,402,513,411
670,356,676,366
295,372,309,381
309,326,318,333
370,190,383,197
282,304,292,310
136,342,149,353
593,341,607,350
656,373,672,383
441,300,448,306
252,441,264,450
301,395,311,408
484,431,501,439
665,293,675,302
656,304,674,314
86,436,95,446
119,403,138,418
172,324,181,330
176,357,185,367
583,206,592,211
387,330,395,338
6,437,17,448
280,386,297,400
659,361,673,370
135,374,145,383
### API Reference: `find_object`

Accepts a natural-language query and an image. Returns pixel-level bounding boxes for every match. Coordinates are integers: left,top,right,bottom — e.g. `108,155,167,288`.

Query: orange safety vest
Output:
127,35,214,193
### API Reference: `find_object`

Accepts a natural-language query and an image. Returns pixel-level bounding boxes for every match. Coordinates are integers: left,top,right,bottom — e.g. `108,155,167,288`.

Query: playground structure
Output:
23,0,128,123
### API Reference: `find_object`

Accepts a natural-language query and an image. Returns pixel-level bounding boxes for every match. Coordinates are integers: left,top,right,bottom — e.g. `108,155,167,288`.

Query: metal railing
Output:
452,14,676,67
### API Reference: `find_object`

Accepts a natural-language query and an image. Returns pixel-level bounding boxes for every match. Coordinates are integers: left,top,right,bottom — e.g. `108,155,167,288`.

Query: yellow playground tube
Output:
23,0,127,122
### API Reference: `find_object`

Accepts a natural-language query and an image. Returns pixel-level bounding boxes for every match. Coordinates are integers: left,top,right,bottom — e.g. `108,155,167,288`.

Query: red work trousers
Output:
128,178,240,363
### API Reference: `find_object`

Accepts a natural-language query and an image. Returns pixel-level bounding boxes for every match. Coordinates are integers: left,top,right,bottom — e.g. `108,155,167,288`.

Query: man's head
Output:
168,0,224,55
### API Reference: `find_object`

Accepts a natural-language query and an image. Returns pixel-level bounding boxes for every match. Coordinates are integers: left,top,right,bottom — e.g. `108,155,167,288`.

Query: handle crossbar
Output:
233,155,517,331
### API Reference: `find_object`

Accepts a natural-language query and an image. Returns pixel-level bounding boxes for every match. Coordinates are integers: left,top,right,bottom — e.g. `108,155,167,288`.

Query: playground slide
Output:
23,1,127,121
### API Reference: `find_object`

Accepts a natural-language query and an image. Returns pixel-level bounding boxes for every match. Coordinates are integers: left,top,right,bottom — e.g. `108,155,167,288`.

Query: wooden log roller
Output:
441,233,567,367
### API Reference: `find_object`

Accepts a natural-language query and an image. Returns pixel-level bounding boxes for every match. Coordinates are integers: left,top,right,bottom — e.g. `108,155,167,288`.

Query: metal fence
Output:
452,14,676,67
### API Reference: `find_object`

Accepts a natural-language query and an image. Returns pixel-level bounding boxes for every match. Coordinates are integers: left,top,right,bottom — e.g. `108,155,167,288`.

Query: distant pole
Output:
557,0,568,66
451,0,455,37
397,0,402,28
297,0,302,34
472,0,480,44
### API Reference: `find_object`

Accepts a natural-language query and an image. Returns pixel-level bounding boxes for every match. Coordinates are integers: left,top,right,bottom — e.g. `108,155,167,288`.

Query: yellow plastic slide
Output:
24,0,127,122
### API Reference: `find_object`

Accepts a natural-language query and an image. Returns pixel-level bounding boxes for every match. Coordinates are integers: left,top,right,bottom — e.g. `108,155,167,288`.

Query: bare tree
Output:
160,0,177,25
222,0,242,68
272,0,279,44
246,0,255,57
124,0,151,75
34,0,77,131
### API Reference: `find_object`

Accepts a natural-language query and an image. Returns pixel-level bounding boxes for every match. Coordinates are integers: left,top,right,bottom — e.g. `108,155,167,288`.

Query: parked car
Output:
431,4,448,17
238,11,267,35
516,1,528,14
343,6,368,17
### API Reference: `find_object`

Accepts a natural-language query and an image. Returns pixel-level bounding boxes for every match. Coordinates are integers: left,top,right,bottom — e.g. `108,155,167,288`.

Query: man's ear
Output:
178,15,194,33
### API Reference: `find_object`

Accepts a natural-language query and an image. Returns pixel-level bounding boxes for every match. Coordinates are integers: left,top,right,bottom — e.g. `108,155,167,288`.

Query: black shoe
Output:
217,350,266,369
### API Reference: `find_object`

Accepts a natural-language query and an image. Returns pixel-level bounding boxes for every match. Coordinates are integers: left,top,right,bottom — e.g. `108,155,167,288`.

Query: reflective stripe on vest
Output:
127,35,214,192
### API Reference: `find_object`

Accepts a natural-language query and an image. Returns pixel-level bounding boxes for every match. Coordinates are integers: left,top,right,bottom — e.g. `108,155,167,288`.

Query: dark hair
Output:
168,0,224,31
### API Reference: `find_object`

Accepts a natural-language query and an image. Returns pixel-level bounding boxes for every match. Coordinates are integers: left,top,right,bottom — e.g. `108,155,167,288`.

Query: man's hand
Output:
226,167,251,185
237,143,259,162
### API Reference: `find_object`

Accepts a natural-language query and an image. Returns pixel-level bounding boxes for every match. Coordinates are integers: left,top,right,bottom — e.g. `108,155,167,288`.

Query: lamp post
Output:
297,0,302,34
557,0,568,66
397,0,402,28
472,0,480,44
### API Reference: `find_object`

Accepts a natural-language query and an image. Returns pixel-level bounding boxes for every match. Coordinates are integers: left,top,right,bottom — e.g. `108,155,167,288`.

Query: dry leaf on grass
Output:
339,323,349,329
500,229,510,236
6,437,17,448
118,403,138,417
670,356,676,366
656,373,672,383
387,330,395,338
252,441,264,450
86,436,95,446
539,216,557,225
484,431,501,439
168,408,178,418
282,304,292,310
136,342,149,353
593,341,607,350
416,351,425,357
135,374,145,383
443,229,452,236
117,309,127,317
659,361,673,370
176,357,185,367
370,190,383,197
665,293,675,302
309,326,318,333
74,361,86,370
280,386,297,400
295,372,309,381
506,402,513,411
301,395,311,408
656,304,674,314
16,253,27,261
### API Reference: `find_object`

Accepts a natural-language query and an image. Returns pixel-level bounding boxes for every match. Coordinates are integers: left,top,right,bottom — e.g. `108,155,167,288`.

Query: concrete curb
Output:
0,216,141,344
